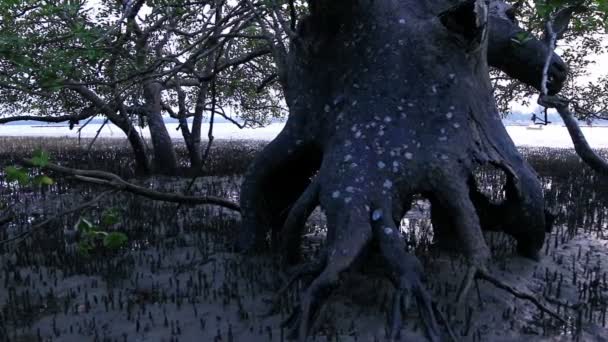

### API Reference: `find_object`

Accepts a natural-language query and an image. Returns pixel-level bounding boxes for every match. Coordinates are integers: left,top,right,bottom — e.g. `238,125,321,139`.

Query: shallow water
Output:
2,122,608,148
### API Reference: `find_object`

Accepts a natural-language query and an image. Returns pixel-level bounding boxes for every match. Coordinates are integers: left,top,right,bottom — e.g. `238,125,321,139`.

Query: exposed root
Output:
284,204,373,341
432,302,458,342
280,178,321,265
370,204,441,342
456,266,483,304
261,257,325,317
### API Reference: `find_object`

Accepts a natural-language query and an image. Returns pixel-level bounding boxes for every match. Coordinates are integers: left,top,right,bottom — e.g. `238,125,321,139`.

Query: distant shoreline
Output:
1,123,608,148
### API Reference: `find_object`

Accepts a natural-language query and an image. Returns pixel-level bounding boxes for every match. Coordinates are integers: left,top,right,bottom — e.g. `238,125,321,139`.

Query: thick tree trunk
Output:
186,87,208,171
143,82,179,175
179,120,203,172
240,1,564,340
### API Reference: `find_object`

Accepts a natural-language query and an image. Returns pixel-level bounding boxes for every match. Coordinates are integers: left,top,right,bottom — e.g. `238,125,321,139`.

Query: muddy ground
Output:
1,139,607,341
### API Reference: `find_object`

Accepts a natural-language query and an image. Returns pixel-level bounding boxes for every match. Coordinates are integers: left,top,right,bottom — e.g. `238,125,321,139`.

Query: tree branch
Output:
539,95,608,176
537,6,608,176
21,160,241,212
0,108,97,124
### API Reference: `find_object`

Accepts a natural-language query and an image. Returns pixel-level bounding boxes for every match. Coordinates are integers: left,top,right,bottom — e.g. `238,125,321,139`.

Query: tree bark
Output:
143,81,179,175
107,115,151,175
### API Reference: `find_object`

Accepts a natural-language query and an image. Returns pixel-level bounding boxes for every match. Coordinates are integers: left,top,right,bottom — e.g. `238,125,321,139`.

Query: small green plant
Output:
4,149,54,186
76,207,128,256
3,149,128,255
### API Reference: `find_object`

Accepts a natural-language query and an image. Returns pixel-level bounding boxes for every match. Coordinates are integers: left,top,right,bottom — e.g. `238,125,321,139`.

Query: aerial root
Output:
457,266,567,324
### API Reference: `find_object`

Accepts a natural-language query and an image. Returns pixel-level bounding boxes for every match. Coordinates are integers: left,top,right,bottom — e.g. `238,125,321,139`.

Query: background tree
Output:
0,0,282,175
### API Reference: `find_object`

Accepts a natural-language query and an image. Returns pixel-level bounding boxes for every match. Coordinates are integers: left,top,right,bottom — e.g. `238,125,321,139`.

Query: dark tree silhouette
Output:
238,1,569,340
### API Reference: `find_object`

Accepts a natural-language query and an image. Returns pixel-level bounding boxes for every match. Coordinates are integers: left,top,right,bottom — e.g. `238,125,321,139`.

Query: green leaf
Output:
103,232,128,249
75,218,94,233
77,241,94,256
33,175,54,186
5,166,29,184
510,31,533,45
101,208,120,227
30,149,50,167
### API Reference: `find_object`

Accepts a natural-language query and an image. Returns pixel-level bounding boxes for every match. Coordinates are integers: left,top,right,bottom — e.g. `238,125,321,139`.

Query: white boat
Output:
526,124,543,130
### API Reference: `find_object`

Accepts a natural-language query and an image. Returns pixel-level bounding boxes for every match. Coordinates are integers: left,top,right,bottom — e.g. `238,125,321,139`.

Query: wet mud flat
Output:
0,138,607,341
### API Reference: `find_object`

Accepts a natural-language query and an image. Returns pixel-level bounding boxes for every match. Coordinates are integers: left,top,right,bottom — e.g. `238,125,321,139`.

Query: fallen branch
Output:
0,190,114,246
21,159,241,212
477,270,567,325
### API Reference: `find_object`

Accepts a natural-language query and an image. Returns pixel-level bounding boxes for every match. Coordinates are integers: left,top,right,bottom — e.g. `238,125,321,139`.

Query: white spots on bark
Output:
384,116,392,123
453,123,461,129
399,18,406,24
372,209,383,221
324,104,331,113
332,191,341,198
346,186,355,193
383,179,393,189
345,139,352,147
377,161,386,169
408,102,414,107
378,130,385,136
344,197,352,204
350,162,358,168
344,154,352,162
441,154,449,160
449,73,456,80
431,85,437,94
384,227,393,235
440,128,446,134
296,139,303,145
354,83,360,89
355,131,362,138
439,136,448,142
446,112,453,119
351,124,358,132
405,152,413,160
352,100,358,106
